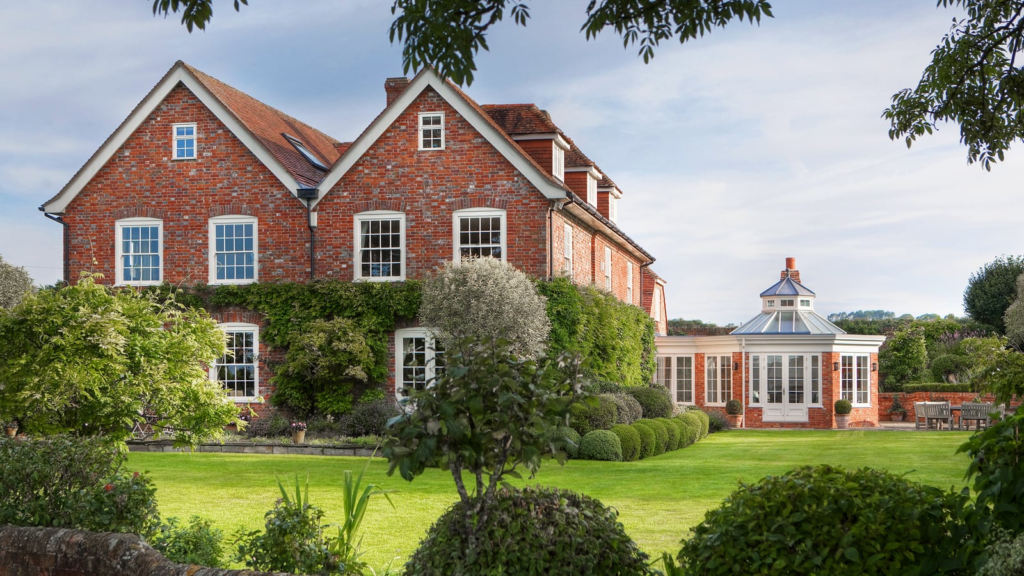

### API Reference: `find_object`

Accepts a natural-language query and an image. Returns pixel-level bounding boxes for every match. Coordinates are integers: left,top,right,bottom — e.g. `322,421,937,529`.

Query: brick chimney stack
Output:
385,77,410,106
781,257,801,284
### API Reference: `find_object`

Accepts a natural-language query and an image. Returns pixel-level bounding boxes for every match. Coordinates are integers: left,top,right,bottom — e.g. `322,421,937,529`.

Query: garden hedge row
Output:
570,408,714,463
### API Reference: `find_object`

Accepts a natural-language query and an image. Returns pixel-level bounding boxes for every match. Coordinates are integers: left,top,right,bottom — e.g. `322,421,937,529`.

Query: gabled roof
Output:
481,104,560,135
315,67,571,207
760,276,815,297
42,61,339,213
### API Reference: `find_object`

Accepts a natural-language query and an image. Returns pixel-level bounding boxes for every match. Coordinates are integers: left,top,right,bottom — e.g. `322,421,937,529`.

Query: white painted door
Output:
762,354,809,422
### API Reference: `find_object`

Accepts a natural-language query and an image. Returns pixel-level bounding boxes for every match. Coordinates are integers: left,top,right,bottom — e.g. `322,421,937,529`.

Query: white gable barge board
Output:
43,63,302,214
313,69,569,209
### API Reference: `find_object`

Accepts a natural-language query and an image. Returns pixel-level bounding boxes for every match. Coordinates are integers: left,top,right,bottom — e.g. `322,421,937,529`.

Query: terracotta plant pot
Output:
292,430,306,444
890,412,905,422
835,415,850,430
4,426,17,439
726,414,743,428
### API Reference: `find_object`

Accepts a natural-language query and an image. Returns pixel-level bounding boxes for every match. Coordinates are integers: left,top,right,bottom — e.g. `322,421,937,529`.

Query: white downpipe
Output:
741,337,746,428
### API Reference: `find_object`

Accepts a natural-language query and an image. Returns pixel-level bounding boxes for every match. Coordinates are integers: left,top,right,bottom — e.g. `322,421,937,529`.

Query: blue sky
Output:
1,1,1021,324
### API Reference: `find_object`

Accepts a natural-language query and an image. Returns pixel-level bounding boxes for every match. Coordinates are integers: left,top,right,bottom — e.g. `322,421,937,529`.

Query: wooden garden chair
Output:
959,403,994,431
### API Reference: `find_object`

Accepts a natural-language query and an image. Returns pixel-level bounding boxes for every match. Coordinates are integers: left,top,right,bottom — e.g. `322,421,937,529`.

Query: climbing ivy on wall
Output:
537,277,657,387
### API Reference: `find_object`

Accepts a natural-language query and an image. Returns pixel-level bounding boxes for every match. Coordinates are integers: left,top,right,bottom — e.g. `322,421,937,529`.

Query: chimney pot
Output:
786,257,796,270
385,77,410,106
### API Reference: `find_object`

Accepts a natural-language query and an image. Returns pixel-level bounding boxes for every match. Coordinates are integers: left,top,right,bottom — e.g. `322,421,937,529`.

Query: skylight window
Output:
284,134,328,170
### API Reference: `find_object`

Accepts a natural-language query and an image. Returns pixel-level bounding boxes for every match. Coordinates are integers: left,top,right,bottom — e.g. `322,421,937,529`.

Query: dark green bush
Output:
605,393,644,424
611,424,641,462
655,418,680,451
930,354,972,383
579,430,623,461
244,413,292,438
675,416,699,447
0,435,159,538
632,422,656,459
677,464,984,575
151,516,225,568
636,419,667,455
554,426,582,459
903,382,975,394
704,410,730,433
232,477,342,574
690,409,709,439
569,395,618,436
834,399,853,415
626,386,674,419
342,397,400,436
960,407,1024,533
406,486,652,575
725,399,742,415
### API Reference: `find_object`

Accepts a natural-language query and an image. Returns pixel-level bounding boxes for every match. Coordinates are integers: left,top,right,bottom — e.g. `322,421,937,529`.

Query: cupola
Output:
732,258,846,335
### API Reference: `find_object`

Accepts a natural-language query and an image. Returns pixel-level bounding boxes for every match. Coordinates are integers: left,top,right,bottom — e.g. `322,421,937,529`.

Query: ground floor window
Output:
395,329,445,398
841,354,870,405
705,355,731,405
749,353,821,407
212,323,259,401
654,355,694,404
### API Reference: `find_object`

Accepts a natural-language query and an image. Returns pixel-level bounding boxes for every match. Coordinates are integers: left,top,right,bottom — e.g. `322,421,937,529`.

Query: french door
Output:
762,354,810,422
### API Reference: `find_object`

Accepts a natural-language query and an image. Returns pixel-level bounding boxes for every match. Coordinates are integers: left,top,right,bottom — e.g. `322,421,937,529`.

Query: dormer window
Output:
284,134,328,170
419,112,444,150
172,123,196,160
781,299,794,307
587,175,597,207
552,142,565,181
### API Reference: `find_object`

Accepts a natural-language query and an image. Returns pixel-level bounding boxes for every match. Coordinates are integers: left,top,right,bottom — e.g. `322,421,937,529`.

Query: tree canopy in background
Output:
963,254,1024,333
0,275,239,447
826,310,896,322
1003,272,1024,347
0,254,33,310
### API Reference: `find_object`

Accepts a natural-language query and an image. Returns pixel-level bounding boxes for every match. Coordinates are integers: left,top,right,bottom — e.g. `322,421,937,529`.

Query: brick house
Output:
40,61,665,406
653,259,886,428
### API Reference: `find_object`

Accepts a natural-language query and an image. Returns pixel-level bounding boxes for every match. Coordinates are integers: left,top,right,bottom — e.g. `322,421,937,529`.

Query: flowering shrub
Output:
291,421,307,432
150,516,225,568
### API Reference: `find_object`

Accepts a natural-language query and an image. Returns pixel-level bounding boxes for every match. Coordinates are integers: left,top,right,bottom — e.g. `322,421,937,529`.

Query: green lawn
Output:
129,430,973,570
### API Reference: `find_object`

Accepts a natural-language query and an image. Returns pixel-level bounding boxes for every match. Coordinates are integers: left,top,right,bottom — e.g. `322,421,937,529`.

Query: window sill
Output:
115,280,163,287
209,279,258,286
171,157,197,161
354,276,406,283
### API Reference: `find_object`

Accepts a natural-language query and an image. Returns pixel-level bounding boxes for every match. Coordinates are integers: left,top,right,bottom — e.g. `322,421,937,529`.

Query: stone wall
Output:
0,525,290,576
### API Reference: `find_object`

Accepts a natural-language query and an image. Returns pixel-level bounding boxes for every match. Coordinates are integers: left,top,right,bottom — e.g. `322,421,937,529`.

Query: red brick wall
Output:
597,191,610,219
877,391,1018,421
515,139,553,176
64,84,310,285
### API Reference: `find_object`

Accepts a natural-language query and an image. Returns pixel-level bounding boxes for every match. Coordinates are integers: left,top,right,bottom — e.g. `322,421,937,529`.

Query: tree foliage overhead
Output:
0,274,239,448
0,254,34,310
884,0,1024,170
964,254,1024,334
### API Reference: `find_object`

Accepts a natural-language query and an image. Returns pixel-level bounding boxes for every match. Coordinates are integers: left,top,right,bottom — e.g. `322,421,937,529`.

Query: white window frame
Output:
586,175,597,207
211,322,259,402
705,355,732,406
604,247,612,291
452,208,506,262
840,354,871,407
563,223,573,280
675,355,694,404
653,287,662,322
208,215,258,285
609,194,618,223
781,299,794,307
748,353,822,408
766,300,775,308
800,299,811,307
354,211,406,281
418,112,445,150
626,261,633,304
115,217,163,286
172,122,196,160
395,328,445,400
552,142,565,181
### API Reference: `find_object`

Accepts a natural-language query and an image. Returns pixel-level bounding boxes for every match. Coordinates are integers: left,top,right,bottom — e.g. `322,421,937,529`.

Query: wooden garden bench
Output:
959,402,994,431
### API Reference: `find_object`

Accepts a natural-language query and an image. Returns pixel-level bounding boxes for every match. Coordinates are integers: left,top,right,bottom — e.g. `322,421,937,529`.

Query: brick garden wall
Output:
0,525,290,576
877,391,1019,421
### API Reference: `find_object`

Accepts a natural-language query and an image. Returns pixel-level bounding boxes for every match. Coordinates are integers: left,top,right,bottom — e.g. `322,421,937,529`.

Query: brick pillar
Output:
694,353,706,408
821,352,840,429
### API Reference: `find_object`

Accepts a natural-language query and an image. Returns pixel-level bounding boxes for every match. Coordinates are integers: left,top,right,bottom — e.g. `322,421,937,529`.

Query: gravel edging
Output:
128,440,381,457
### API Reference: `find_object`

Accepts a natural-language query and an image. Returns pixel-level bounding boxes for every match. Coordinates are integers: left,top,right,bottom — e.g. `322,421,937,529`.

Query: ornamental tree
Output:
879,325,928,388
964,255,1024,333
0,274,239,448
0,254,33,310
1003,273,1024,348
383,336,583,543
418,257,550,359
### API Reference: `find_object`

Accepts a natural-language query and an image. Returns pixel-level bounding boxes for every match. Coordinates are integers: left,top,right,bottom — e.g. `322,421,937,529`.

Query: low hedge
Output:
676,416,699,447
626,386,674,419
569,395,618,436
655,418,680,451
605,393,644,424
902,383,975,394
631,422,656,459
693,410,710,438
635,419,668,455
610,425,641,462
579,430,623,461
554,426,581,459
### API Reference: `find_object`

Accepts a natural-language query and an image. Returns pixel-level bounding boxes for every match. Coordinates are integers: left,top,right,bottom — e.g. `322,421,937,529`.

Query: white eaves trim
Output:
565,166,603,179
511,133,571,151
43,64,301,214
313,69,568,208
599,185,622,199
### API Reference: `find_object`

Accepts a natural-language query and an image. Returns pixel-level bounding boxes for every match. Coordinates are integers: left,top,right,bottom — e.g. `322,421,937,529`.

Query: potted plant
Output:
834,399,852,429
888,394,907,422
725,399,743,428
291,421,307,444
3,420,18,439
